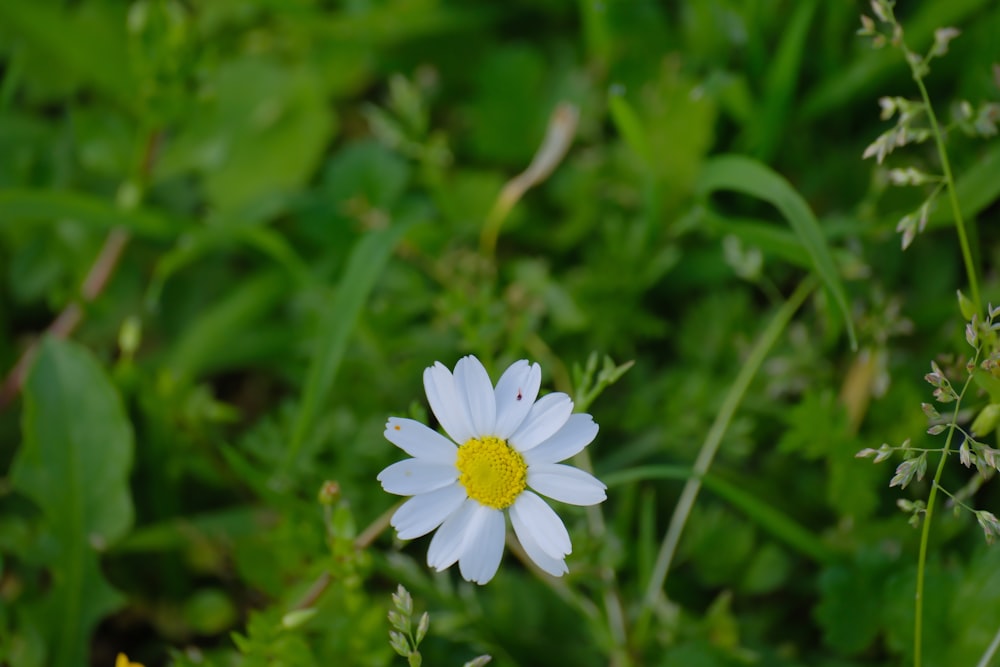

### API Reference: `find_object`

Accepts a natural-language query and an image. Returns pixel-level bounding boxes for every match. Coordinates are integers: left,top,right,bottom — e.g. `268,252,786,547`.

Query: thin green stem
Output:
559,368,630,665
910,64,981,314
932,482,977,515
636,276,817,631
914,367,977,667
880,1,980,311
976,621,1000,667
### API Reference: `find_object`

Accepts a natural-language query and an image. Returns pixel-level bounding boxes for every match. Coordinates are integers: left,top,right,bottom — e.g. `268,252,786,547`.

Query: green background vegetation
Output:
2,0,1000,665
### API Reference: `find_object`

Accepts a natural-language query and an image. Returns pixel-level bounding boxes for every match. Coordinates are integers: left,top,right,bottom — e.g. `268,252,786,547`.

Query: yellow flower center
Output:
456,436,527,510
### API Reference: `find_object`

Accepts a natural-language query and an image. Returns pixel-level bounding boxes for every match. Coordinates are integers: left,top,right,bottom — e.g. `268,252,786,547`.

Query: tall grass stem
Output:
911,60,981,314
637,276,817,626
914,366,977,667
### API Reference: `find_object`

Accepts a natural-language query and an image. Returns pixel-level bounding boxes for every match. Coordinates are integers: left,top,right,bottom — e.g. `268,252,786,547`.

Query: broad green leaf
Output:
697,154,857,349
284,220,415,469
11,337,134,667
155,58,337,212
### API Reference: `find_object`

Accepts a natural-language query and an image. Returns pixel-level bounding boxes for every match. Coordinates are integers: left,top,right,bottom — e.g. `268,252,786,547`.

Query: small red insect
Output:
516,389,523,401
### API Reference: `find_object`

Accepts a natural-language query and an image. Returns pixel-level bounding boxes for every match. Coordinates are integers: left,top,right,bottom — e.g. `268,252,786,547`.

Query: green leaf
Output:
146,224,310,308
680,505,756,586
11,337,134,667
816,551,892,654
619,68,718,206
316,2,497,45
0,188,186,239
115,505,269,553
322,140,411,211
284,220,416,468
608,91,651,166
602,465,838,564
696,154,857,349
881,562,957,667
0,1,137,110
466,46,549,165
155,58,337,212
702,212,860,275
742,0,817,161
167,270,292,381
947,546,1000,665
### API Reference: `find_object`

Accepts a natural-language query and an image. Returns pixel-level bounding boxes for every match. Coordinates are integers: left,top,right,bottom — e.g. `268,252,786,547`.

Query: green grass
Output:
2,1,1000,666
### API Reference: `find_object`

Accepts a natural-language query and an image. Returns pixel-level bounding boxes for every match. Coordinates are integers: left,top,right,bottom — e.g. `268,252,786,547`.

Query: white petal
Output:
377,459,457,496
454,356,496,436
509,491,571,559
511,504,569,577
385,418,458,464
427,498,478,570
493,360,542,438
528,463,607,506
391,484,467,540
424,362,475,444
523,414,599,465
458,505,506,584
508,392,573,453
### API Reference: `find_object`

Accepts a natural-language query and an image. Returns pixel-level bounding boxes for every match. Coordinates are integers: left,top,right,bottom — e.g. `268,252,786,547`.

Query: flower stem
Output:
575,447,629,666
910,62,981,314
914,367,976,667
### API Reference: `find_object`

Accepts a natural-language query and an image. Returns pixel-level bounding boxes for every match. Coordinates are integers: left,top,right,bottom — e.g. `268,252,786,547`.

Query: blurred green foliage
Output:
2,0,1000,666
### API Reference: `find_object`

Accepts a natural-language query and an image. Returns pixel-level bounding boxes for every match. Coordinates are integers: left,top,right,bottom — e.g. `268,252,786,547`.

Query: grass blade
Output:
283,221,414,470
743,0,817,161
801,0,990,120
603,465,837,565
0,188,185,239
167,271,291,381
639,276,816,626
697,154,857,349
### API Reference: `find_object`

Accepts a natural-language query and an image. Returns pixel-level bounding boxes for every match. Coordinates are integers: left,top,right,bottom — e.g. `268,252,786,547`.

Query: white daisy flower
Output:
377,355,607,584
